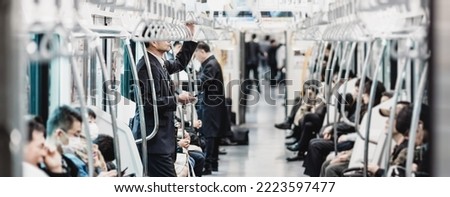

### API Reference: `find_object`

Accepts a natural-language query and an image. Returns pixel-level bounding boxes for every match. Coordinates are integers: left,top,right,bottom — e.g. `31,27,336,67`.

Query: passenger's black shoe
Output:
286,156,304,161
212,167,218,172
275,122,291,130
286,143,300,152
202,169,212,175
285,133,296,139
220,138,237,146
219,148,227,155
285,140,298,146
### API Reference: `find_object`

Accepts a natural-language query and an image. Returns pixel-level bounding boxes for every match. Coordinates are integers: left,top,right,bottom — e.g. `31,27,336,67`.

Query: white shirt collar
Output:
148,51,165,67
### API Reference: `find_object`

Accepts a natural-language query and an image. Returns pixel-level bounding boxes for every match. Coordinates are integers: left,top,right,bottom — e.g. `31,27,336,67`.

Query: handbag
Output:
174,147,190,177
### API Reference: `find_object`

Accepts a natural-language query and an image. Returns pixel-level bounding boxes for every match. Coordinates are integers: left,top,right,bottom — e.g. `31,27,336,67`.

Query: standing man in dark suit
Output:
195,42,231,175
131,23,197,177
245,34,265,92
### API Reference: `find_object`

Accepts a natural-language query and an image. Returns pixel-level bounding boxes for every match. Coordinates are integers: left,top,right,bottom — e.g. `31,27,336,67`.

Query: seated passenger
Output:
23,116,48,177
74,107,99,140
368,104,429,177
94,134,116,171
321,101,409,177
303,79,386,176
43,105,83,177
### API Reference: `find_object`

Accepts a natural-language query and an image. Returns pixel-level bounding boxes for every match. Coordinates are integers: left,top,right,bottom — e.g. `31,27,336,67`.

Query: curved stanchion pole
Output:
135,43,160,143
353,41,373,141
308,43,321,80
338,42,357,127
405,64,428,177
362,39,387,176
185,60,195,131
124,39,148,176
68,56,95,177
382,57,408,176
315,41,328,81
178,105,185,139
325,42,339,126
94,44,122,176
337,42,350,80
324,42,339,155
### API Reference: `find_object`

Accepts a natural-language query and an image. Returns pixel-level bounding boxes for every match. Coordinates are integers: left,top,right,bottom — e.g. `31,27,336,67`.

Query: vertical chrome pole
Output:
0,0,25,177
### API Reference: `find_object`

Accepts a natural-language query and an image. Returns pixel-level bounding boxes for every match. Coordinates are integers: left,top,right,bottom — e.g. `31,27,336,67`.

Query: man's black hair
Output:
74,107,96,119
93,134,115,162
27,116,45,142
46,105,82,137
196,41,211,53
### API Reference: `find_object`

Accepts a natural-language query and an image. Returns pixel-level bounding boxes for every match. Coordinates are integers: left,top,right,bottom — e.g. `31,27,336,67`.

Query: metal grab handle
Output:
362,39,387,177
132,18,192,42
382,55,409,176
405,64,428,177
94,44,122,177
135,43,160,144
123,39,148,177
29,23,71,61
68,57,95,177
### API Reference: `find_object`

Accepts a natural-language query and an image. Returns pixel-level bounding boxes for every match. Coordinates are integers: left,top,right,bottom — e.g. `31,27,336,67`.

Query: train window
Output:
121,40,134,100
28,34,50,122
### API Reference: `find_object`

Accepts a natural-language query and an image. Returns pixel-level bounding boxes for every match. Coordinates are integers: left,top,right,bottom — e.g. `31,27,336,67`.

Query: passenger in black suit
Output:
131,23,197,177
195,42,231,175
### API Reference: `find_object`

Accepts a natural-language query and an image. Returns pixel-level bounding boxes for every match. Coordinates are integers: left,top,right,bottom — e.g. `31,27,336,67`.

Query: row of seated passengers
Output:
23,105,206,177
276,78,430,177
23,106,118,177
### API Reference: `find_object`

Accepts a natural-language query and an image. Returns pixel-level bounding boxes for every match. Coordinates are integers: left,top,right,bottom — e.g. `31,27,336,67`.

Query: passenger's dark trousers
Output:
303,138,334,177
204,137,219,170
287,98,302,124
298,113,323,154
321,160,349,177
245,64,260,90
269,65,278,85
189,150,205,177
147,153,177,177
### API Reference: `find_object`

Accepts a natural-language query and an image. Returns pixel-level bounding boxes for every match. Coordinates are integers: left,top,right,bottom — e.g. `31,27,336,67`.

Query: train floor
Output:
207,81,306,177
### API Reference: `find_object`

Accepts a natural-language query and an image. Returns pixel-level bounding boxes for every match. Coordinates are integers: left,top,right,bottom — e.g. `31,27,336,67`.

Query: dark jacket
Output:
132,41,197,154
267,44,283,68
42,155,79,177
198,55,230,138
245,41,263,66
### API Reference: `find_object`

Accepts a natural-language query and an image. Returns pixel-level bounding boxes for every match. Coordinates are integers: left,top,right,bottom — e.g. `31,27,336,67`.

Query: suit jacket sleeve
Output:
199,61,218,91
165,41,198,74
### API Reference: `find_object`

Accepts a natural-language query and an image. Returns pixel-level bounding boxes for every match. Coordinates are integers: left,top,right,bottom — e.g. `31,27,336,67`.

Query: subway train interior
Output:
1,0,449,177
